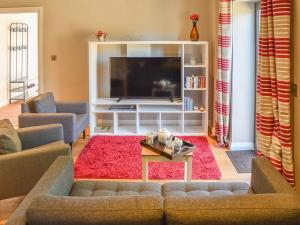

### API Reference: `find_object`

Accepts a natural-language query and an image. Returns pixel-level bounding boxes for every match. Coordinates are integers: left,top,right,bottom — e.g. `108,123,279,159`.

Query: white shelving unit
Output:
89,41,209,136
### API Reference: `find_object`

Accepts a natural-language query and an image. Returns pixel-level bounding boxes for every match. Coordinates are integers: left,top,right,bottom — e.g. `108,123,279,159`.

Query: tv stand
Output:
89,41,209,136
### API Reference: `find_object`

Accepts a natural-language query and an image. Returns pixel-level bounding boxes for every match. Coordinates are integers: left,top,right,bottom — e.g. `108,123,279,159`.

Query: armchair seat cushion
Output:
163,182,253,198
70,181,162,197
0,119,22,154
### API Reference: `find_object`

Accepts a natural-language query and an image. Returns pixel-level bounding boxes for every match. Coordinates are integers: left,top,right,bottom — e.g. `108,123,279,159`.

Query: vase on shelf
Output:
190,21,199,41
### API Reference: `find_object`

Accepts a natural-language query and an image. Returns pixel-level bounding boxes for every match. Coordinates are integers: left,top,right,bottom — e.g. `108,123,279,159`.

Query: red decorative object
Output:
190,13,199,22
74,136,222,180
190,13,199,41
95,30,107,41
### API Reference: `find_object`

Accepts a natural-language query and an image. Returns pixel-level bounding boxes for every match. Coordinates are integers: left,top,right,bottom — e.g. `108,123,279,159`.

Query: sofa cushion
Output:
26,195,164,225
164,194,300,225
0,119,22,154
162,182,253,198
32,92,57,113
70,181,161,197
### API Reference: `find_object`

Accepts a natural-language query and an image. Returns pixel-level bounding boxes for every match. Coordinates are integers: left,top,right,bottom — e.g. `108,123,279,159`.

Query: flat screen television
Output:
110,57,181,99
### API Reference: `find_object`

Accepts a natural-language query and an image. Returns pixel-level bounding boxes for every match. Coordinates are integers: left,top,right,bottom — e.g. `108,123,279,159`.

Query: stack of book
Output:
184,97,194,111
185,75,206,89
94,125,111,133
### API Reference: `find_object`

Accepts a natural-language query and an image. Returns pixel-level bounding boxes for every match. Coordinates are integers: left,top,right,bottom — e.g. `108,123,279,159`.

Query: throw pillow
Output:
32,92,57,113
0,119,22,154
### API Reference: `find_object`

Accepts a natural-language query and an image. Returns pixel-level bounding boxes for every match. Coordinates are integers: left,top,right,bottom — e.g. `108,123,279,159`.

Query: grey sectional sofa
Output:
6,156,300,225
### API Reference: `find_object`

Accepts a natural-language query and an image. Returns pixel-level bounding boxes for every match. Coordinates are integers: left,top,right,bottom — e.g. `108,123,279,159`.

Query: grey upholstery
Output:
6,156,300,225
31,92,57,113
5,156,74,225
163,157,300,225
27,195,164,225
0,124,71,200
162,182,253,197
70,181,161,197
19,92,89,144
251,157,294,194
164,194,300,225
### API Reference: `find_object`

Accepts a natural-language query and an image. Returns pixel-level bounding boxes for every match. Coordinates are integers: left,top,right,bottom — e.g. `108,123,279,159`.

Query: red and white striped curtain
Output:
256,0,294,186
215,0,233,147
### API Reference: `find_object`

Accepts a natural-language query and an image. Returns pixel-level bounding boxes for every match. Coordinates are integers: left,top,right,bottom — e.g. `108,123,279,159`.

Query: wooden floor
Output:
0,103,251,224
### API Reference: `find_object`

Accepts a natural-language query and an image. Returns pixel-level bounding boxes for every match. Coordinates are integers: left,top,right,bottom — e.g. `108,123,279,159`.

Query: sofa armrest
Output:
19,113,76,143
5,156,74,225
0,145,70,200
164,194,300,225
251,157,294,194
17,124,64,150
26,195,163,225
56,101,88,114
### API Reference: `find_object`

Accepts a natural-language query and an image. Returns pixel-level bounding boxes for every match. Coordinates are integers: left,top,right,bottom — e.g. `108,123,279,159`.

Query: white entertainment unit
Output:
89,41,209,136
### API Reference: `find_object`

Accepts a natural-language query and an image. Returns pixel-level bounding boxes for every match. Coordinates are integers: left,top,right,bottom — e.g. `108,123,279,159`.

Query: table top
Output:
141,146,193,157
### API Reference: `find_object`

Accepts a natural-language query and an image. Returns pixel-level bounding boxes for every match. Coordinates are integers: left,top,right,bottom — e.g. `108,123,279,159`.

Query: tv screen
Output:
110,57,181,99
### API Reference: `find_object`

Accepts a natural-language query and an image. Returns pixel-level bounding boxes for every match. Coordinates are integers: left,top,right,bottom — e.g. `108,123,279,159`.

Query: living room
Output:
0,0,300,224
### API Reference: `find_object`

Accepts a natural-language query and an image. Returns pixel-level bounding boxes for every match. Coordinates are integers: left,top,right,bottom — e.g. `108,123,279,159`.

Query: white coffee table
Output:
141,147,193,182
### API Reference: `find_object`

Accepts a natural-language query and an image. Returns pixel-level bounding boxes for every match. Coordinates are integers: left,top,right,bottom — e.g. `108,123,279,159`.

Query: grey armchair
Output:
0,124,71,200
19,92,89,145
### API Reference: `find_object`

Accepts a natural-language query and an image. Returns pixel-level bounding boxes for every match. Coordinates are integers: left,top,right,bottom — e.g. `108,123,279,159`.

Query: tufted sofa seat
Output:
70,181,162,197
163,182,253,197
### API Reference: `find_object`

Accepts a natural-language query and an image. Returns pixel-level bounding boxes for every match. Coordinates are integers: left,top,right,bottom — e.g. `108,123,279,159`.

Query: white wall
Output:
0,12,38,107
230,2,256,150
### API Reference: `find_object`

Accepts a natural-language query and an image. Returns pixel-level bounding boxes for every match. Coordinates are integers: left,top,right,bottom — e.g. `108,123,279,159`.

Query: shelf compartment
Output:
184,113,205,134
139,113,160,134
184,44,207,66
139,105,182,112
92,105,136,113
116,113,137,135
94,113,114,134
161,113,183,134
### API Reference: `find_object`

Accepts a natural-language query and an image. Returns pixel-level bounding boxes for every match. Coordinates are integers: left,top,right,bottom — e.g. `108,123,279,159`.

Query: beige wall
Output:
0,0,215,101
293,0,300,193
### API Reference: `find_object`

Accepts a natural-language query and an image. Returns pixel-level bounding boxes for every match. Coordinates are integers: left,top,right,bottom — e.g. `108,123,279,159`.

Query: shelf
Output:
184,125,204,134
139,105,182,112
89,41,208,136
94,126,114,135
90,41,209,45
117,126,137,135
139,126,159,135
184,88,206,91
92,99,182,106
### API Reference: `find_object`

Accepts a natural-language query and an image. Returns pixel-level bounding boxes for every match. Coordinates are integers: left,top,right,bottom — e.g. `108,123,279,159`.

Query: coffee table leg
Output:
184,160,188,182
142,157,148,182
187,156,192,182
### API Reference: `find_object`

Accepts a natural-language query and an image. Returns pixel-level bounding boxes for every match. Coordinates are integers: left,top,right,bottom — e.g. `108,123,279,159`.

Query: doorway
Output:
0,7,42,107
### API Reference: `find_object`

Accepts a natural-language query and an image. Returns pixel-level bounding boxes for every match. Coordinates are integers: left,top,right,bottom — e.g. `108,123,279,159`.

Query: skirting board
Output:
229,142,255,151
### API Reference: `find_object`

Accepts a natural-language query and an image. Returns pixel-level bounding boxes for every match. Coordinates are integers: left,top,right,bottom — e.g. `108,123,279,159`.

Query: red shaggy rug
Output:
74,136,222,180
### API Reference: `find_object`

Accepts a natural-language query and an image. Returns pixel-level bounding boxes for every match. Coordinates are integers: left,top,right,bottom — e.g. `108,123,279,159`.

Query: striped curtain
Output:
215,0,233,147
256,0,294,186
